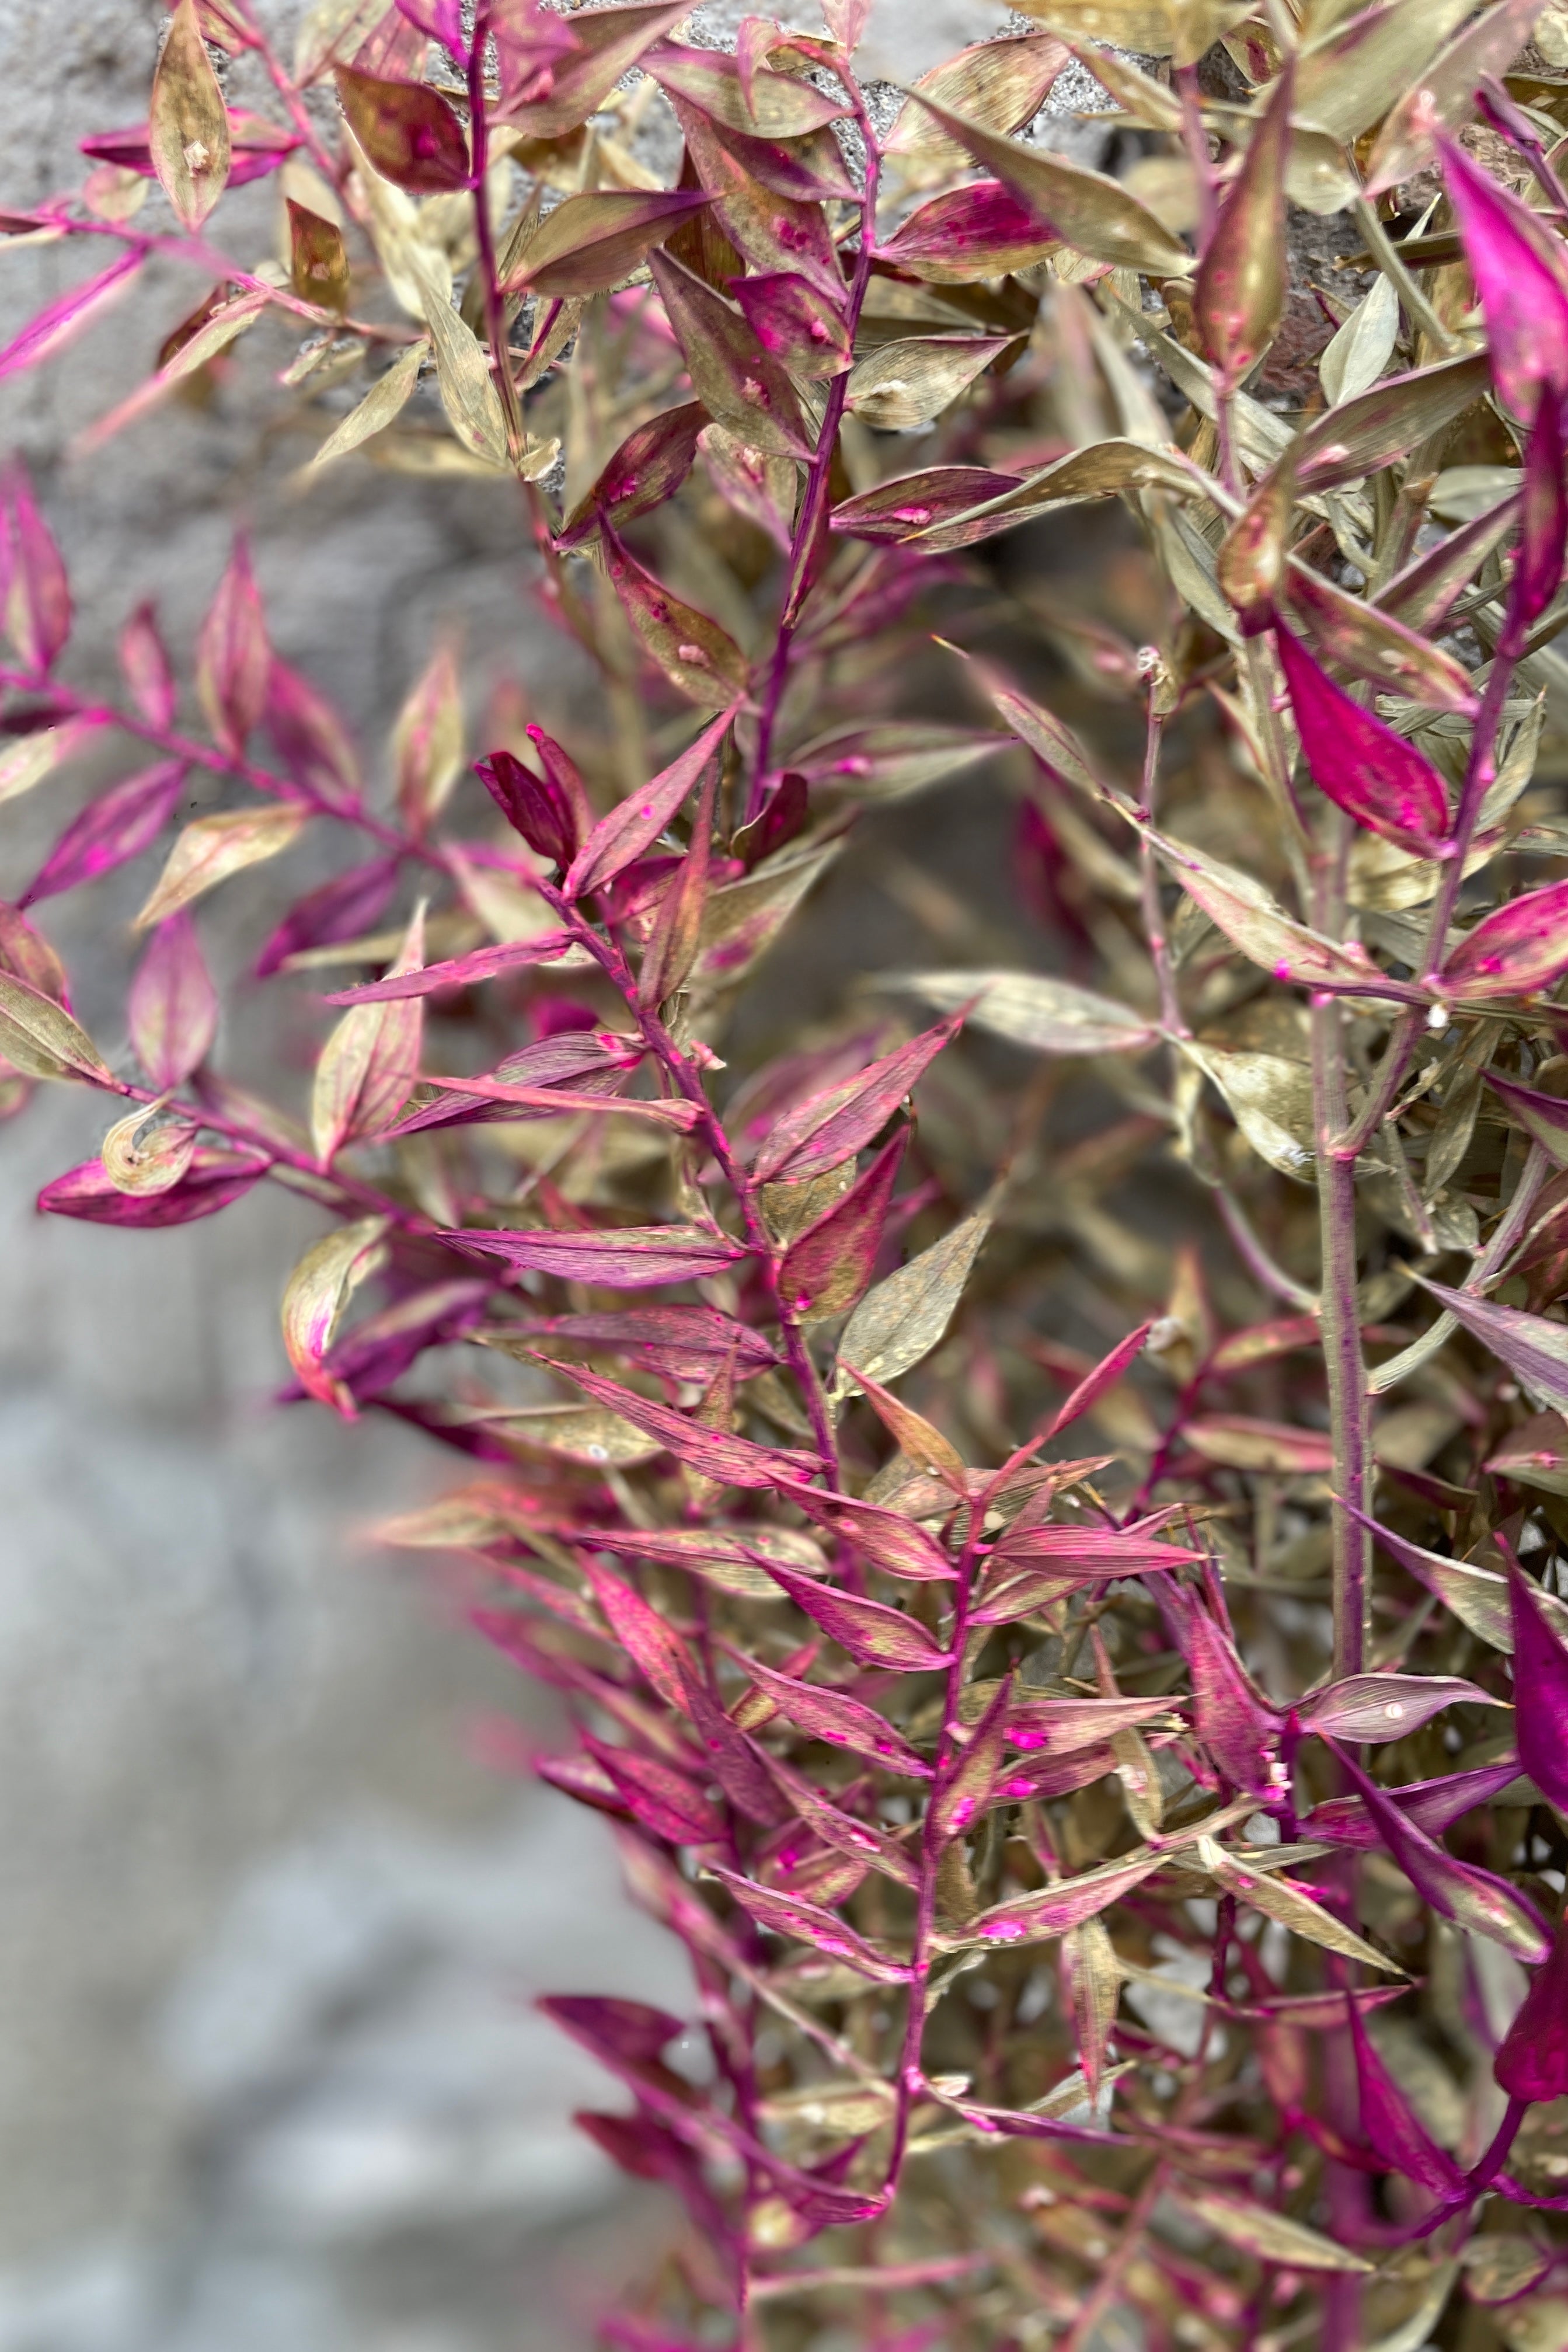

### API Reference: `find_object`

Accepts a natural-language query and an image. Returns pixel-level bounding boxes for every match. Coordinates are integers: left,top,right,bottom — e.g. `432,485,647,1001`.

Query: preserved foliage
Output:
8,1,1568,2343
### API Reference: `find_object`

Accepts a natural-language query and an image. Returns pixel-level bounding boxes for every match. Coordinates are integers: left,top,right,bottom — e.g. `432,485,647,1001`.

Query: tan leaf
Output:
833,1211,991,1393
149,0,231,228
1198,1837,1403,1973
0,973,111,1082
136,804,310,929
311,904,426,1165
410,249,509,466
1173,2183,1375,2273
280,1214,390,1411
100,1102,200,1194
306,339,427,471
845,336,1019,433
898,970,1155,1055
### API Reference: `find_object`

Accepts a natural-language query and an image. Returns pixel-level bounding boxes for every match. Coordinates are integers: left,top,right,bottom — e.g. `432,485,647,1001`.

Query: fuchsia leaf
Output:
0,252,142,388
874,181,1058,283
1508,1556,1568,1816
2,468,71,677
1481,1068,1568,1166
1416,1276,1568,1414
253,856,399,977
81,110,298,187
196,538,270,757
647,249,814,460
1296,1672,1504,1743
779,1485,955,1581
552,1364,817,1489
530,1311,772,1382
1005,1695,1175,1756
128,911,218,1087
119,604,177,729
1494,1904,1568,2104
730,273,852,378
579,1557,691,1713
416,1074,696,1130
385,1029,644,1135
556,404,708,551
38,1148,268,1227
931,1675,1013,1845
764,1752,918,1886
22,761,187,905
1440,130,1568,420
1043,1320,1154,1441
778,1130,907,1322
265,660,363,810
1306,1759,1523,1851
831,467,1026,544
1437,880,1568,999
537,1994,685,2070
961,1848,1172,1947
1331,1743,1550,1962
334,62,471,193
1511,394,1568,632
1274,621,1450,855
757,1560,953,1672
584,1737,727,1844
565,705,738,900
675,1667,790,1826
1346,1997,1462,2195
447,1222,748,1287
295,1276,489,1405
708,1865,914,1982
753,1016,961,1184
741,1656,931,1776
395,0,469,61
1172,1587,1283,1799
323,933,579,1002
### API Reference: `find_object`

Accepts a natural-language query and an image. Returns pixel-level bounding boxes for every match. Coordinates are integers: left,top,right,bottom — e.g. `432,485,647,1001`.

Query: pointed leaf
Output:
1274,621,1451,853
129,911,218,1087
1153,831,1386,994
23,760,187,907
322,931,580,1002
311,903,425,1162
1199,1838,1402,1971
1350,1507,1518,1650
280,1213,390,1413
834,1210,991,1391
754,1016,961,1184
932,1675,1013,1846
1495,1904,1568,2103
896,970,1155,1055
409,247,508,465
741,1656,931,1775
39,1146,266,1228
600,522,749,709
556,402,707,550
708,1866,912,1983
1194,63,1291,381
135,803,309,928
832,465,1026,542
0,253,142,388
845,336,1018,433
1173,2184,1374,2273
2,468,72,675
1283,567,1478,717
755,1559,952,1672
778,1130,907,1322
448,1222,747,1288
648,249,810,459
1294,353,1492,493
0,973,110,1082
1298,1672,1503,1744
1332,1745,1550,1962
150,0,231,228
552,1363,815,1488
1365,0,1552,193
306,337,427,470
956,1846,1171,1949
1440,128,1568,421
1510,1558,1568,1816
498,2,689,138
643,40,850,137
508,189,712,299
334,62,469,192
1418,1275,1568,1413
196,538,270,755
566,705,737,899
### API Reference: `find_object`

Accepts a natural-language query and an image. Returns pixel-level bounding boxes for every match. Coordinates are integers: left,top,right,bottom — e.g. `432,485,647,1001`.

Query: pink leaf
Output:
196,537,270,757
1274,620,1449,855
532,1304,776,1382
931,1674,1013,1845
730,273,852,379
118,603,177,728
448,1221,745,1287
253,856,399,978
1332,1743,1550,1963
1417,1274,1568,1413
1296,1671,1503,1744
1510,1556,1568,1816
740,1656,932,1775
0,252,142,388
579,1557,691,1712
80,109,298,187
1347,1998,1463,2194
265,659,363,810
536,1994,686,2071
334,62,471,193
1437,880,1568,999
564,706,738,900
37,1147,267,1227
708,1865,914,1982
1306,1759,1522,1851
584,1736,727,1844
2,466,72,676
322,933,580,1002
752,1559,953,1672
1440,129,1568,420
1174,1587,1283,1799
1005,1695,1176,1757
778,1130,907,1320
778,1485,955,1582
676,1667,790,1825
1512,393,1568,631
1494,1904,1568,2104
874,182,1057,284
752,1015,962,1183
22,760,187,905
831,465,1026,544
1044,1319,1153,1440
128,911,218,1086
554,1363,817,1488
963,1848,1170,1946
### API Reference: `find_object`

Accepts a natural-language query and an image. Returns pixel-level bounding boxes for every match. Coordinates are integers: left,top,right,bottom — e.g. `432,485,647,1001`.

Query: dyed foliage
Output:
7,1,1568,2345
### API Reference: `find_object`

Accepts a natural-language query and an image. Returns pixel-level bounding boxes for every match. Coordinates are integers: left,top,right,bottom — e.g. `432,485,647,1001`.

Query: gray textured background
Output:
0,4,1008,2346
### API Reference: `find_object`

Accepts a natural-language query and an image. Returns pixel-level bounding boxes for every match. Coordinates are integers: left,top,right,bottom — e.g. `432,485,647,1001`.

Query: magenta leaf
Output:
1274,621,1449,854
253,857,400,978
1347,1997,1462,2194
22,760,187,905
1044,1320,1153,1441
1005,1695,1175,1756
1512,393,1568,631
931,1675,1013,1845
1440,129,1568,421
529,1305,776,1381
196,537,270,757
675,1666,790,1826
752,1015,963,1184
537,1994,686,2071
446,1222,748,1287
81,109,297,186
1416,1275,1568,1415
1306,1759,1522,1851
554,1364,817,1489
1509,1557,1568,1816
730,272,852,378
334,62,471,193
386,1031,644,1135
0,251,142,388
874,181,1057,283
2,466,72,676
1483,1068,1568,1165
1494,1904,1568,2104
962,1848,1170,1947
778,1486,955,1582
778,1130,907,1321
1296,1671,1503,1743
1331,1744,1550,1963
831,466,1027,544
475,748,581,867
129,911,218,1087
556,403,708,550
118,603,177,727
708,1865,914,1982
265,660,363,810
753,1559,952,1672
323,933,579,1002
741,1656,931,1775
583,1736,728,1844
38,1148,268,1228
1439,876,1568,1000
565,705,738,900
1175,1588,1283,1799
579,1557,692,1712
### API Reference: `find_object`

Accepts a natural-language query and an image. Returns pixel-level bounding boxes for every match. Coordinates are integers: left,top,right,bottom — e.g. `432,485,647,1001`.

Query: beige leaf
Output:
149,0,231,228
834,1211,991,1393
411,249,509,467
308,339,427,471
1319,273,1398,407
898,970,1155,1055
1198,1837,1403,1972
1062,1915,1121,2089
1364,0,1552,192
1173,2183,1375,2273
136,804,310,929
1295,0,1479,141
846,336,1019,433
0,720,94,808
1187,1045,1317,1181
100,1102,200,1194
311,904,426,1165
280,1214,390,1410
0,974,111,1083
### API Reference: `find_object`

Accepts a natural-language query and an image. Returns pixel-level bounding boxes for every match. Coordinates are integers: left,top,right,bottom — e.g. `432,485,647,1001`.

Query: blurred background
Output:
0,4,1036,2347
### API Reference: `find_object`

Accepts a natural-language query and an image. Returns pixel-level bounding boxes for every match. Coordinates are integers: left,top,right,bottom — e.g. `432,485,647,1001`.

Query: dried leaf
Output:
845,336,1018,433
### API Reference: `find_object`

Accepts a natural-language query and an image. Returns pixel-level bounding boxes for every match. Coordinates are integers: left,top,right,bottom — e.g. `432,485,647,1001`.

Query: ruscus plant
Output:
11,0,1568,2342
